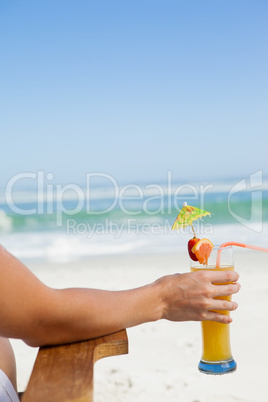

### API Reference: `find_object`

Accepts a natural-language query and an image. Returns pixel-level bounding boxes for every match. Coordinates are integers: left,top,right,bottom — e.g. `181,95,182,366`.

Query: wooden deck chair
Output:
20,329,128,402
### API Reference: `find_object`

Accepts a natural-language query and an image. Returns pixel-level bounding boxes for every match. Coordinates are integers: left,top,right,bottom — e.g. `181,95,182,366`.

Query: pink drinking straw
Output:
216,241,268,268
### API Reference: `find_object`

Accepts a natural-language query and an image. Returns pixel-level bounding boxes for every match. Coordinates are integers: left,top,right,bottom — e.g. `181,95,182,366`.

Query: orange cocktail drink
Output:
191,265,234,362
190,246,237,374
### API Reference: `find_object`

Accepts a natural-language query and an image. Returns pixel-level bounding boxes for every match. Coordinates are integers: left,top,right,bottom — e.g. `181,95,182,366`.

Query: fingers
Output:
200,298,238,323
213,282,241,297
209,270,239,284
205,311,233,324
209,299,238,312
202,297,239,322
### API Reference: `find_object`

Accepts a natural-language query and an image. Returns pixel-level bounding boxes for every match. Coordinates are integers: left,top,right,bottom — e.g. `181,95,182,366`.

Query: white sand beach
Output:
11,250,268,402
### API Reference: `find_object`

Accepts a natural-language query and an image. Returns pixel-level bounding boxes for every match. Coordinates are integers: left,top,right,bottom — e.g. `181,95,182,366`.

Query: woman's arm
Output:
0,245,240,347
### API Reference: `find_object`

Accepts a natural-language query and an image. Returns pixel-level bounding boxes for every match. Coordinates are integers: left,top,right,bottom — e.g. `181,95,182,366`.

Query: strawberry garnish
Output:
191,238,214,265
188,237,200,261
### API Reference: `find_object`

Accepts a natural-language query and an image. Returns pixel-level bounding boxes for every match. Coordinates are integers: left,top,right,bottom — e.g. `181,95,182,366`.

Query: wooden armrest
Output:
21,329,128,402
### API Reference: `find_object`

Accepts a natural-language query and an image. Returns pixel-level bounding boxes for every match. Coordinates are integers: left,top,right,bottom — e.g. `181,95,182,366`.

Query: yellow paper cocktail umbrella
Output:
172,202,211,237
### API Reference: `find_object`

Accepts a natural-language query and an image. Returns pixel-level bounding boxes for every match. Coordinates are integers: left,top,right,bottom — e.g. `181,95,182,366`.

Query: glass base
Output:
198,358,237,375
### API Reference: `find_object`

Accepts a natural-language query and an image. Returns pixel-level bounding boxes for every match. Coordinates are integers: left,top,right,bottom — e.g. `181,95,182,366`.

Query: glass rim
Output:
212,245,233,251
190,244,234,268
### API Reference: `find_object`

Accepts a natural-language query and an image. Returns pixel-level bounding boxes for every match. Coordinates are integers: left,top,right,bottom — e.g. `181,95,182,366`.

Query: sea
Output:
0,172,268,263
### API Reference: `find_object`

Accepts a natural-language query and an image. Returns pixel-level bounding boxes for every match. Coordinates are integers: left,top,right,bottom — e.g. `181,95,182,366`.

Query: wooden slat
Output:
21,329,128,402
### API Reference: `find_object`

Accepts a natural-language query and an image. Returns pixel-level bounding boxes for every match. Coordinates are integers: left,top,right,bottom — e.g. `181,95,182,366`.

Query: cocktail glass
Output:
190,245,237,375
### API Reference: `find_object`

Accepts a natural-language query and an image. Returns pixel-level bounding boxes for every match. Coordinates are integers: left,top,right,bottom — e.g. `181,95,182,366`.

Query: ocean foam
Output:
0,209,12,232
1,221,267,264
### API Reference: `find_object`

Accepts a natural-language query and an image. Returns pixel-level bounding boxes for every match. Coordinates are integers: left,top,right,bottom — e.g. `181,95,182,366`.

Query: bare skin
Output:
0,245,240,347
0,337,17,390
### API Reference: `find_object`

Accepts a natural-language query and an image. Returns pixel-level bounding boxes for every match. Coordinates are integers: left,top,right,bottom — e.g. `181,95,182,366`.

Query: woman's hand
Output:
156,270,240,324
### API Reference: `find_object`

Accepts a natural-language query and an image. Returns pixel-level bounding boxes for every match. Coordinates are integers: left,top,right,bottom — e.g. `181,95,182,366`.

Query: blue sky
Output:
1,0,267,186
